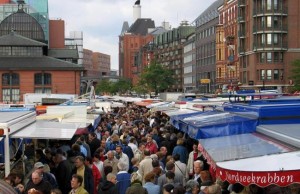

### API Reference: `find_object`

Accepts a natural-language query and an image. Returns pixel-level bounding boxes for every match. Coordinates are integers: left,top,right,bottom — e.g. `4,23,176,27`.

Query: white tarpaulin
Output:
11,120,82,140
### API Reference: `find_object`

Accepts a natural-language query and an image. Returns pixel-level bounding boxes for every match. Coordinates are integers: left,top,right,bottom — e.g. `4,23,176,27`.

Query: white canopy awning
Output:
10,120,82,140
163,108,198,116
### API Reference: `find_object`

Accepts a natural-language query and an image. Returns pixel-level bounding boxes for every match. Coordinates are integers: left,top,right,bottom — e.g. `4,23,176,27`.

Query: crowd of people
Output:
3,103,300,194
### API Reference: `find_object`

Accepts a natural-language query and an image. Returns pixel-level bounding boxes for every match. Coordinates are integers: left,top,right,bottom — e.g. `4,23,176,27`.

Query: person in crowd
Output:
172,138,188,164
115,145,129,172
25,171,52,194
116,161,131,194
185,180,200,194
33,162,58,189
151,159,163,184
158,161,184,194
69,174,88,194
199,170,213,188
134,143,145,162
98,173,118,194
67,144,85,164
15,172,24,185
78,135,91,158
193,160,204,185
125,172,147,194
160,134,172,156
121,139,134,169
145,134,158,154
50,189,62,194
200,184,221,194
143,172,160,194
93,152,104,176
163,184,174,194
87,132,101,157
139,149,153,182
35,148,48,164
128,137,138,153
104,150,119,174
186,142,202,179
71,156,94,194
54,149,72,194
130,157,139,173
85,156,101,194
173,154,186,180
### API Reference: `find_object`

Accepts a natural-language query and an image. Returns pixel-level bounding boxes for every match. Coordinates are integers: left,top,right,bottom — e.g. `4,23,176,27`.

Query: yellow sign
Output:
200,79,211,84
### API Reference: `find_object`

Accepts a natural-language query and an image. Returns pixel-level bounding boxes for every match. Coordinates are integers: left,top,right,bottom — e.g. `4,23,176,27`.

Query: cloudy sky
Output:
48,0,217,69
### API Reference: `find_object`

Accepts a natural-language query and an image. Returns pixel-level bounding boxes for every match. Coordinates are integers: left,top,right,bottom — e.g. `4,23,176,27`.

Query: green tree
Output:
290,59,300,91
95,79,113,94
113,78,132,94
139,62,175,95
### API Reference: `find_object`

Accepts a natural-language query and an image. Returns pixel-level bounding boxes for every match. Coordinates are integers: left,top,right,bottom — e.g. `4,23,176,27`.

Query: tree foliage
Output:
290,59,300,91
95,78,132,95
139,62,175,95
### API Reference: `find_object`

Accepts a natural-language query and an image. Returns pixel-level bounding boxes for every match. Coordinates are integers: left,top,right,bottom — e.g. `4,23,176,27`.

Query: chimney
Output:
133,0,141,22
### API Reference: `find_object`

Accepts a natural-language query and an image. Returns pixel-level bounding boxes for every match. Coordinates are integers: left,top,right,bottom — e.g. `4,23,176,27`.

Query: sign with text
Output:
200,79,211,84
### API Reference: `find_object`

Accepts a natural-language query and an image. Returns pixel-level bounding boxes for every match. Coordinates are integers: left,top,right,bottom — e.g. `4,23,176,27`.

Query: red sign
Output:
217,167,300,187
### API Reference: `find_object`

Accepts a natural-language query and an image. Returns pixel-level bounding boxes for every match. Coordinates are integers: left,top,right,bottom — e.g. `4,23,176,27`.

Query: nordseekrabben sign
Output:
217,167,300,187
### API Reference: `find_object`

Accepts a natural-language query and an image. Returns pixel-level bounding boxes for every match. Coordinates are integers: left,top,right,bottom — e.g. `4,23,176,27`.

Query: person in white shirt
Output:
128,137,138,153
115,145,129,172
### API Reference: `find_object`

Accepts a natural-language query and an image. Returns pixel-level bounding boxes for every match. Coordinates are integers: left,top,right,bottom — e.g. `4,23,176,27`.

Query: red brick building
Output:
216,0,239,88
0,3,83,102
119,19,155,84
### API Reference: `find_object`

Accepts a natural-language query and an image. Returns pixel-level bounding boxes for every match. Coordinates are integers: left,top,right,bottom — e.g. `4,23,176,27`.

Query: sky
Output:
48,0,217,70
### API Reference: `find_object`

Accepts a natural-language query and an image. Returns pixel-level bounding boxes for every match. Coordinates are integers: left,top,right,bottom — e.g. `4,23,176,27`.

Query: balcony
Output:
253,25,288,33
253,7,288,16
253,42,288,51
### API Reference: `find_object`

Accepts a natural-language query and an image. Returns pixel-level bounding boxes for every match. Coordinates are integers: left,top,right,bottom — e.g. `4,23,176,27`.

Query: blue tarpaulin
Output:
182,111,257,139
169,111,207,132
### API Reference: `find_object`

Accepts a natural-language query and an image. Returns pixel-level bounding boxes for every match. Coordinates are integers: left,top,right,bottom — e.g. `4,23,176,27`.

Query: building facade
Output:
93,52,111,77
216,0,239,91
238,0,300,92
119,18,155,84
195,0,223,93
154,21,195,92
183,33,197,92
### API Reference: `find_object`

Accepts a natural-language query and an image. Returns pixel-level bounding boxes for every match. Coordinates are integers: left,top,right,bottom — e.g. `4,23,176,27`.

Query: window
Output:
260,69,265,80
274,52,283,62
267,16,272,27
273,34,278,45
274,69,279,80
267,34,272,45
274,0,278,10
260,53,266,63
267,70,272,80
261,34,265,44
267,52,272,62
267,0,272,10
2,73,20,102
2,73,19,86
274,17,279,28
34,73,52,94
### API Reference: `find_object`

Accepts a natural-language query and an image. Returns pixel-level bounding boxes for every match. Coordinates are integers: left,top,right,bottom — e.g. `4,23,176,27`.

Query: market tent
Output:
10,120,83,140
217,151,300,187
257,124,300,148
184,111,258,139
197,133,300,187
169,111,205,132
146,101,172,109
163,108,198,117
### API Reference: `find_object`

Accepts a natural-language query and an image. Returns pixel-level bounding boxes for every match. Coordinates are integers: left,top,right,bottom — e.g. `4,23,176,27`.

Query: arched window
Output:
34,73,52,93
2,73,20,102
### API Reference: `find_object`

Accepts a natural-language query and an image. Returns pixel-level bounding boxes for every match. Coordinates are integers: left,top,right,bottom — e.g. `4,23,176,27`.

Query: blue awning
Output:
197,133,292,169
182,111,258,139
170,111,208,132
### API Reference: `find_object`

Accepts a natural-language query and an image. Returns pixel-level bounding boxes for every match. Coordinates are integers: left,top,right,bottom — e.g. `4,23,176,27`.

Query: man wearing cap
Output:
32,162,58,189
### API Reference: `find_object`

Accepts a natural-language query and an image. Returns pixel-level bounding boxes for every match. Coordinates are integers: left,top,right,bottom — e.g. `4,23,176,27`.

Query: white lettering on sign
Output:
225,172,294,184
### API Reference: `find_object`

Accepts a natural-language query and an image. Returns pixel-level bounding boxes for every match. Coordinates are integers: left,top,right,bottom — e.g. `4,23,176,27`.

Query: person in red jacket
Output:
85,156,101,194
145,134,158,154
